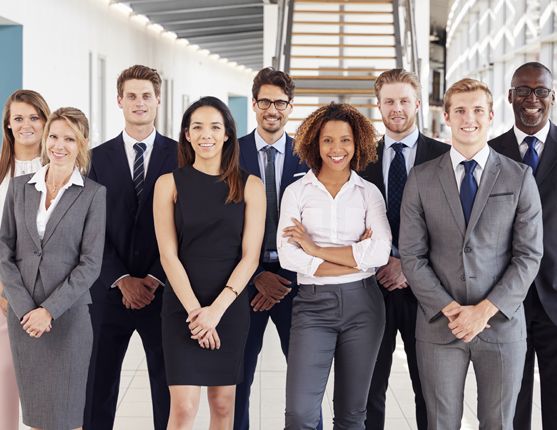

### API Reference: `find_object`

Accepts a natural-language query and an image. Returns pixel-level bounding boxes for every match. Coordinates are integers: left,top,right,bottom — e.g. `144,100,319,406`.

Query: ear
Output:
552,90,555,105
7,125,11,129
251,98,257,113
117,95,123,109
156,95,161,106
185,129,191,142
507,89,513,105
443,111,450,125
488,110,494,123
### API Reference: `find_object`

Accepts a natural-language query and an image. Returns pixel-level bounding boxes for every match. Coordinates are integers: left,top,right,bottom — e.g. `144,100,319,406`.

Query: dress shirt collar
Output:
123,127,157,149
384,127,419,150
450,144,490,173
254,129,286,154
513,121,550,146
302,169,366,190
29,164,84,192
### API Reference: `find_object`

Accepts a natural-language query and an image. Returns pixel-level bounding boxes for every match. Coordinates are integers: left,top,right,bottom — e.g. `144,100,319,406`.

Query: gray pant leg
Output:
472,339,526,430
333,279,385,430
416,340,470,430
285,286,339,430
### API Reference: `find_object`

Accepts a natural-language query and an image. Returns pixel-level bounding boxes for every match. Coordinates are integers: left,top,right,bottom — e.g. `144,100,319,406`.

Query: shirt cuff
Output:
111,274,130,289
148,274,165,287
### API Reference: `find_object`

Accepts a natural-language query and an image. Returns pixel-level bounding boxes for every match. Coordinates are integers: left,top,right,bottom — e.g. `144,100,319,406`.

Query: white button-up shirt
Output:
277,170,392,285
450,144,490,192
513,121,549,159
28,165,84,240
122,128,157,178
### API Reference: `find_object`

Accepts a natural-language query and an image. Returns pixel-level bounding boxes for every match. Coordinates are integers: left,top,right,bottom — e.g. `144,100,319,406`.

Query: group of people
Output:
0,60,554,430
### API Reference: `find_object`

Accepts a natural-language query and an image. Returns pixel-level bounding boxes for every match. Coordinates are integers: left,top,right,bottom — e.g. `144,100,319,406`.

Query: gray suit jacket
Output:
399,149,543,344
0,173,106,320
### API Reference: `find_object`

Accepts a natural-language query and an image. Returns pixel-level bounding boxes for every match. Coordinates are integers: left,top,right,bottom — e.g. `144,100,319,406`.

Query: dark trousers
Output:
234,262,306,430
84,288,170,430
366,288,427,430
514,287,557,430
285,278,385,430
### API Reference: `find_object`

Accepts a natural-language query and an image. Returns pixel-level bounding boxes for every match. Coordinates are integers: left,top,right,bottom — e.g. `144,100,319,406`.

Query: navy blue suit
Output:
84,132,177,430
360,134,449,430
234,130,312,430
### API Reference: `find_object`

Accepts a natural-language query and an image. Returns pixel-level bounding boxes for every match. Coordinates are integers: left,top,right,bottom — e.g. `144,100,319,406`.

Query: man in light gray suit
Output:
399,78,543,430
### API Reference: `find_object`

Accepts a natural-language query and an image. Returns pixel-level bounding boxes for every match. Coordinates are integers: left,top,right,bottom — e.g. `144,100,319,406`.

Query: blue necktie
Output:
522,136,539,175
133,142,147,200
387,143,407,248
262,146,278,254
460,160,478,226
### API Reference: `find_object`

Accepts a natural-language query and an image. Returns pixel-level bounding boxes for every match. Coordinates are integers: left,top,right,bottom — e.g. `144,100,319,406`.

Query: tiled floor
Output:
19,325,542,429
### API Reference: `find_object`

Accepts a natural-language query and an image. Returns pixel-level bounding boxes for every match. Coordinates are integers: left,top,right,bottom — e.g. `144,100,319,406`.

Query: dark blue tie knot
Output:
524,135,537,149
461,159,478,175
391,142,406,154
134,142,147,155
522,136,540,175
263,145,277,163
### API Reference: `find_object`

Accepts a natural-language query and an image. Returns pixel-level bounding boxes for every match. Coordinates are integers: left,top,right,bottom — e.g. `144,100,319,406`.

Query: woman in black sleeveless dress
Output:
153,96,265,429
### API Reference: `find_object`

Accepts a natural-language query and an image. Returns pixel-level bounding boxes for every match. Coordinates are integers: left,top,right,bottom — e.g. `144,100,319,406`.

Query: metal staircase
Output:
274,0,421,135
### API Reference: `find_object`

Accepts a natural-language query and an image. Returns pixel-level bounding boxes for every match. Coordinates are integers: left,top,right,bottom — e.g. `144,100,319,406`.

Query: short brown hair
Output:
294,103,379,173
444,78,493,113
252,67,295,100
117,65,162,98
375,68,421,101
42,107,90,174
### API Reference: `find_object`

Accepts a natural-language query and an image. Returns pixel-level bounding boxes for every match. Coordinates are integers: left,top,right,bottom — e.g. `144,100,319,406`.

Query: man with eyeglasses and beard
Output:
489,62,557,430
233,67,321,430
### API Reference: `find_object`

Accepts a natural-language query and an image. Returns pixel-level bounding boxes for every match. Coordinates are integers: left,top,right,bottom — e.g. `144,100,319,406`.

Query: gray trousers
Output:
416,337,526,430
285,277,385,430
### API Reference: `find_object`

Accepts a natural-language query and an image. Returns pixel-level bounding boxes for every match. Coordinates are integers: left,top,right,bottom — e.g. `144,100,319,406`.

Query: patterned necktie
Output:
387,143,407,248
262,146,278,253
460,160,478,226
523,135,540,175
133,142,147,200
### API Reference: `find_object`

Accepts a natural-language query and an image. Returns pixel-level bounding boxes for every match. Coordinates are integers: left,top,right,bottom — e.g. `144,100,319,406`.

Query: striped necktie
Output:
133,142,147,200
262,146,278,254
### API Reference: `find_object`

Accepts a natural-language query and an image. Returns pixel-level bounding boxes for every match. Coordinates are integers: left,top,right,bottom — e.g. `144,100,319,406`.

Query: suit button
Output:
34,251,41,256
460,275,465,281
464,247,472,253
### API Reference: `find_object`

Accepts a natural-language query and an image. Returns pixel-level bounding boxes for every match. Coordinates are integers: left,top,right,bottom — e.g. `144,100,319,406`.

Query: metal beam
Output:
157,14,262,27
186,31,263,43
176,24,263,38
139,4,263,17
196,39,263,48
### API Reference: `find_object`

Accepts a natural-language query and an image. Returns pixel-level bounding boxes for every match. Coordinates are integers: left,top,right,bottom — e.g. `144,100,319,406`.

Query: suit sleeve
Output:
40,186,107,319
88,160,129,288
486,169,543,318
0,181,37,319
399,170,455,321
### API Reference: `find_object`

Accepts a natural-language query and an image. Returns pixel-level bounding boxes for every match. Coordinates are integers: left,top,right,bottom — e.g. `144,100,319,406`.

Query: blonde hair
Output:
42,107,90,174
374,68,421,101
444,78,493,113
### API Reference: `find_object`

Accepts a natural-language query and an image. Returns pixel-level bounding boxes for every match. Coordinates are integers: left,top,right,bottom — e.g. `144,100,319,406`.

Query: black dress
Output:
162,165,250,386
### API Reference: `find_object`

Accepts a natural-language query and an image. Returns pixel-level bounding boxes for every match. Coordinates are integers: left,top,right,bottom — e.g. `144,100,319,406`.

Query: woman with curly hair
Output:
277,102,392,429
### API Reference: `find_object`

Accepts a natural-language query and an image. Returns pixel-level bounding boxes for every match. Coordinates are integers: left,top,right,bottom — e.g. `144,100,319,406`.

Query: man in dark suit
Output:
360,69,449,430
234,67,311,430
489,62,557,430
84,65,176,430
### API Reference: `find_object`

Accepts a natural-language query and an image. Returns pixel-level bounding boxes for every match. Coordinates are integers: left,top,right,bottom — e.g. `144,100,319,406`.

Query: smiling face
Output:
8,101,45,151
185,105,228,163
118,79,160,128
318,120,355,175
45,119,80,169
444,90,493,153
252,84,292,136
377,82,420,140
509,66,555,135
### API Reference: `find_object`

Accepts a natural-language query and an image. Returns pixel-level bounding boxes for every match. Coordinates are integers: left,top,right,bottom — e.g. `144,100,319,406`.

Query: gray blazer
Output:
399,150,543,344
0,173,106,320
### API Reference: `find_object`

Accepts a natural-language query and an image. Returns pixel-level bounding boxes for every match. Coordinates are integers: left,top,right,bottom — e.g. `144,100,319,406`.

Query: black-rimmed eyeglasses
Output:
255,98,291,111
510,86,554,98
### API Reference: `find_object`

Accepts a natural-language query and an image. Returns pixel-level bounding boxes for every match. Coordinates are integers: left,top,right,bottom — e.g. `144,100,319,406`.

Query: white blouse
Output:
0,157,42,229
28,165,84,240
277,170,392,285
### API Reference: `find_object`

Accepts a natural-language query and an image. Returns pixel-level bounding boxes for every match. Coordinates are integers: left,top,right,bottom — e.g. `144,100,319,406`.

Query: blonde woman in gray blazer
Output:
0,107,106,430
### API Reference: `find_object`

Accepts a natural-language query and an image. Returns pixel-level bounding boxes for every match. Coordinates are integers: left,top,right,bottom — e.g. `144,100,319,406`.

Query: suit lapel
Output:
465,151,500,239
137,133,170,213
24,183,42,250
280,135,298,198
241,131,262,178
498,129,521,162
536,122,557,186
414,133,430,165
42,184,84,245
438,153,466,237
110,133,136,198
366,138,386,198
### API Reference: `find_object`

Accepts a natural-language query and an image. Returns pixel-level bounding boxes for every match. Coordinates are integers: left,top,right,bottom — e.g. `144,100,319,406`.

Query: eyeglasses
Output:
510,86,554,98
255,98,291,111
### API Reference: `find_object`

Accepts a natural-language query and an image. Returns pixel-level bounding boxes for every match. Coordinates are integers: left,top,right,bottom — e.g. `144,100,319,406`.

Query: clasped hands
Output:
117,276,160,310
21,307,53,339
442,300,498,343
187,305,224,350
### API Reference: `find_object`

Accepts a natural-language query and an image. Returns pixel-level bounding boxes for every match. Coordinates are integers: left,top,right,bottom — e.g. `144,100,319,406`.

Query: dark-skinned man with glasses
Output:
234,67,323,430
490,62,557,430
